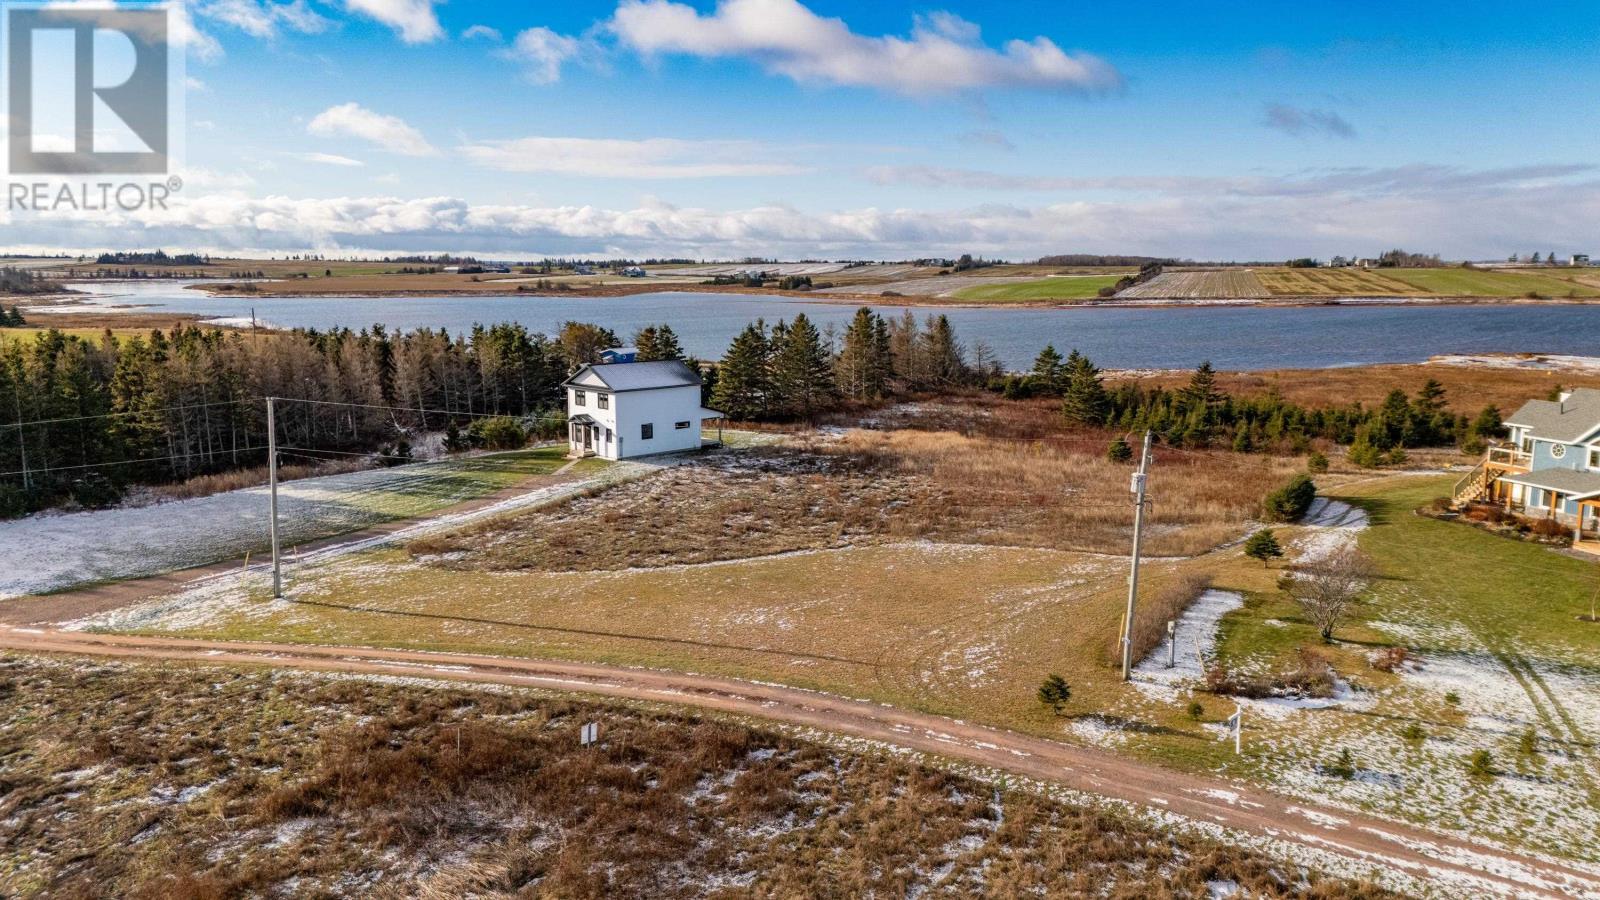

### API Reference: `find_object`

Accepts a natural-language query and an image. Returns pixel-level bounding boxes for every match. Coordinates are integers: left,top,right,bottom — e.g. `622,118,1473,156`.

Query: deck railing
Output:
1486,445,1532,468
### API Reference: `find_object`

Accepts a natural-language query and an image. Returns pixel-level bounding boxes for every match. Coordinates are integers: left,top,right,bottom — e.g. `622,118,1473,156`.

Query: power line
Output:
0,398,258,431
270,396,568,423
0,445,270,479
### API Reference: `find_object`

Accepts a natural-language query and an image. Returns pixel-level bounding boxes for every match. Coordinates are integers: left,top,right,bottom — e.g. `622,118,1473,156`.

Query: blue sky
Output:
12,0,1600,258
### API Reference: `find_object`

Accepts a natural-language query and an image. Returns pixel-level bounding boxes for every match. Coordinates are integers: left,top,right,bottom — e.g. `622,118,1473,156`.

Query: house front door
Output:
583,426,593,452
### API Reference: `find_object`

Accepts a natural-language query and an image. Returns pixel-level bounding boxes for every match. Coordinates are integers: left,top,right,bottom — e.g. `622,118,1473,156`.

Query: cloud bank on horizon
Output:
11,0,1599,259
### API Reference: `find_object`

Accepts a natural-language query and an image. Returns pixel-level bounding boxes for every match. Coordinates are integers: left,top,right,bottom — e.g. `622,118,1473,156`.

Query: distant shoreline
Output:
172,281,1600,311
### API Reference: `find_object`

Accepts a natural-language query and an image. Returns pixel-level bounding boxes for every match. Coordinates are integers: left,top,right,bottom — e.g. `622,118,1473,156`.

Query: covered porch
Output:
566,414,610,459
1498,469,1600,554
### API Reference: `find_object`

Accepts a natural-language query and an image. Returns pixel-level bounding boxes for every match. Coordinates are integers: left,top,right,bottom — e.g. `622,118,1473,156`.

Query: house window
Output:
1552,444,1568,460
675,421,691,430
573,390,586,407
1522,436,1533,454
598,393,609,410
1590,448,1600,470
641,423,654,440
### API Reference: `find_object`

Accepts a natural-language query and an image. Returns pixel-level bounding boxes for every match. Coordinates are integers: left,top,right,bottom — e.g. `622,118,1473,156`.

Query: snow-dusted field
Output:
1127,494,1600,862
0,454,617,600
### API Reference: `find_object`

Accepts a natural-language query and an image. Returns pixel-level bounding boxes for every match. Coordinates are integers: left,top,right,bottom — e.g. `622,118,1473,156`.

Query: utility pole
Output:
266,396,282,598
1120,430,1154,681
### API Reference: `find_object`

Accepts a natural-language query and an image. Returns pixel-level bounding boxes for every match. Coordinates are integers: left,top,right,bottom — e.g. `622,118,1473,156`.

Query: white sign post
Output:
1225,706,1242,755
580,722,599,747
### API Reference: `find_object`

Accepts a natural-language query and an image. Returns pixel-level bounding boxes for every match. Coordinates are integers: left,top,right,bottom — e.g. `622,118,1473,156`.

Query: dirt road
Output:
4,627,1596,899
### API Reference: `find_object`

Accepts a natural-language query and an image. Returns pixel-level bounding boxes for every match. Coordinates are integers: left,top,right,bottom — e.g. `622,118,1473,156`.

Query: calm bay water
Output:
50,281,1600,371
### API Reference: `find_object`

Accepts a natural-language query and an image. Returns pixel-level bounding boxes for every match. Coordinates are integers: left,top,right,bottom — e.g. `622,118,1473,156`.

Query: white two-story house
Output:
563,359,722,460
1459,388,1600,548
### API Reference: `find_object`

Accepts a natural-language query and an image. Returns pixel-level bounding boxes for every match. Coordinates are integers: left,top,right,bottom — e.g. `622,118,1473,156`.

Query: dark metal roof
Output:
564,360,703,392
568,413,597,424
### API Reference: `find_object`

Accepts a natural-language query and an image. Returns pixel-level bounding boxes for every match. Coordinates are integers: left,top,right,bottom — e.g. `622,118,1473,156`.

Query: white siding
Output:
568,383,706,460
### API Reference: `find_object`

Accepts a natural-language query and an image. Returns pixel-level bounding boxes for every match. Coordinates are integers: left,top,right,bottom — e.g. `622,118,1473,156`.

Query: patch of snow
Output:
1132,589,1244,695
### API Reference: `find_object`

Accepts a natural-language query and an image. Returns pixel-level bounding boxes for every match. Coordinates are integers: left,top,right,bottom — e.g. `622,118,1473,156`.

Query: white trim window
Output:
674,420,691,429
1552,444,1568,461
1590,447,1600,470
598,393,609,410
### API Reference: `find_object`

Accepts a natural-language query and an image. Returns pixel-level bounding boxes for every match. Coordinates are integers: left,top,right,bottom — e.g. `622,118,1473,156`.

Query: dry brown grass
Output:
410,427,1292,570
1120,573,1212,663
824,429,1296,557
1121,363,1600,415
0,655,1397,899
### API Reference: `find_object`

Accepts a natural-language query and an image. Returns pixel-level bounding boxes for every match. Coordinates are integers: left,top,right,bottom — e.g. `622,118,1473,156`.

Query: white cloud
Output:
308,103,437,156
462,24,502,41
289,151,366,167
1263,103,1357,139
200,0,328,38
500,27,583,84
7,163,1598,261
41,0,222,61
606,0,1120,96
458,136,809,178
340,0,442,43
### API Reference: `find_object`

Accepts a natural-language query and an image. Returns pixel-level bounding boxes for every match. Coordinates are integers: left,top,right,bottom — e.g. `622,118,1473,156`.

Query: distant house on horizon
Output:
1457,388,1600,551
563,360,722,460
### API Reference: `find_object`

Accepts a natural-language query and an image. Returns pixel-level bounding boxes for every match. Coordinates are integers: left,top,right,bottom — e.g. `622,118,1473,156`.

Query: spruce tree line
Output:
0,322,575,516
710,309,981,420
1010,345,1505,455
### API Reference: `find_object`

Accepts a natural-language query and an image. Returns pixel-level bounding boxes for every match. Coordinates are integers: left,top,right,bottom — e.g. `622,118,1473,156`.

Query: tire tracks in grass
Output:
1485,638,1600,799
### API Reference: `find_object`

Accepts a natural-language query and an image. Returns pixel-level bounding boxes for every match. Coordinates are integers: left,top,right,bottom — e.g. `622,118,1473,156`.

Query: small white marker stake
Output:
580,722,599,747
1226,706,1243,755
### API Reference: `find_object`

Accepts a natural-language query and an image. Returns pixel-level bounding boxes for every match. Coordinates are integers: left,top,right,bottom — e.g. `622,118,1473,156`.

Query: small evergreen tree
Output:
1030,344,1066,395
1106,436,1133,463
1469,405,1504,441
1037,674,1072,715
1061,351,1109,426
1264,474,1317,522
1307,450,1330,474
1244,529,1284,567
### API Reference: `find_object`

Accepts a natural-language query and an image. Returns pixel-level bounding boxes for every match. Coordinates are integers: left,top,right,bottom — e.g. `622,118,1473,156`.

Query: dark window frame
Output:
641,423,654,440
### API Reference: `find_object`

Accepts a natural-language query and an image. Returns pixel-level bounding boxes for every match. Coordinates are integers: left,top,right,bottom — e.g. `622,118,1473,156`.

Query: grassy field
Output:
0,655,1395,899
950,275,1124,302
1256,269,1423,296
1375,268,1600,298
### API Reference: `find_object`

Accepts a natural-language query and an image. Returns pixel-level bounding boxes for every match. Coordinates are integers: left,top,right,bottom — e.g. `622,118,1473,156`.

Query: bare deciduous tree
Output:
1289,544,1376,643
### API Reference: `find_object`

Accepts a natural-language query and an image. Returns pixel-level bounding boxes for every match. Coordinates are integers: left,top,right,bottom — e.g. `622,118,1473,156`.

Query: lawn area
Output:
951,275,1123,302
1375,268,1600,298
1193,476,1600,861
